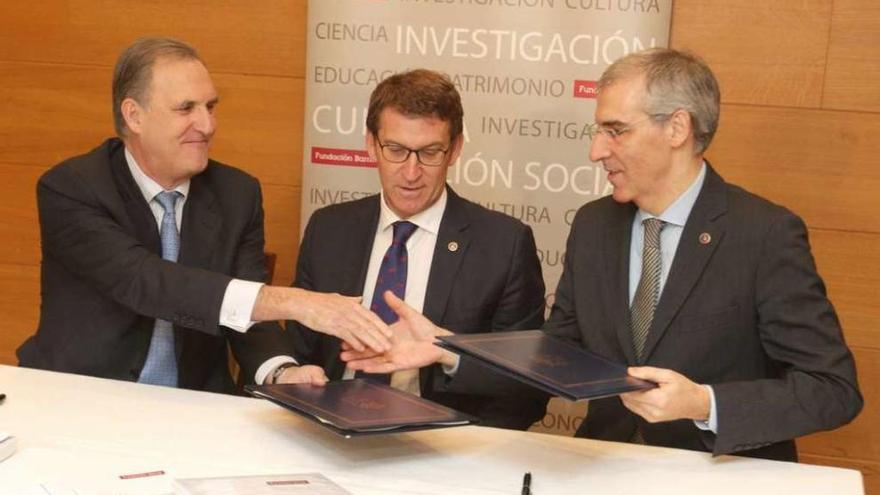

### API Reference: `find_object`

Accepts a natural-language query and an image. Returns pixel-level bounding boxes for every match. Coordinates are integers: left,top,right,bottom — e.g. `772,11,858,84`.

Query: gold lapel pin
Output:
447,241,459,252
699,232,711,245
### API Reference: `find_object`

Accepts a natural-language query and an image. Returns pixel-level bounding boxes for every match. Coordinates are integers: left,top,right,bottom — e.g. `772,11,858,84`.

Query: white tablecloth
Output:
0,365,863,494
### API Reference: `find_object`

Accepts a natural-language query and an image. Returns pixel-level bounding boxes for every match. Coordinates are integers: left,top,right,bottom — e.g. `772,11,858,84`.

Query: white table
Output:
0,365,863,494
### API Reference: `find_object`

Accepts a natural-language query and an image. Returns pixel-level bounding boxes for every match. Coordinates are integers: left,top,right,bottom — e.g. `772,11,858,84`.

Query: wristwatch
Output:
268,363,298,384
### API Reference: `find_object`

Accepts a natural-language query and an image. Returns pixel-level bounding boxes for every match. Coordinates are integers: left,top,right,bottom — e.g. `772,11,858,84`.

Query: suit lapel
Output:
109,140,160,254
327,197,380,380
419,188,470,391
177,172,222,270
344,197,381,297
605,202,638,364
641,165,728,361
422,188,470,323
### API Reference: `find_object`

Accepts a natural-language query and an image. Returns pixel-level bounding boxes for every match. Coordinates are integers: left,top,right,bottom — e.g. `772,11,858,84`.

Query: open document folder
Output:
246,379,477,437
437,330,656,401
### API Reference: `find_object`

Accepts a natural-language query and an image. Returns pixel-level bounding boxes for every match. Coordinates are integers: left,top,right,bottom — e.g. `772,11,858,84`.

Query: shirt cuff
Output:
255,356,299,385
693,384,718,434
441,354,461,376
219,279,263,332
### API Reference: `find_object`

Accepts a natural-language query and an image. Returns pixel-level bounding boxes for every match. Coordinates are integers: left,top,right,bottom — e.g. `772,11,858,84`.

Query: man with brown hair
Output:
17,37,390,393
284,69,548,429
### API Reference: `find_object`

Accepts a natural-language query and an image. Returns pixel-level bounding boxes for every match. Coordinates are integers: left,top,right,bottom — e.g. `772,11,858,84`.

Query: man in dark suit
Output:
17,37,390,393
346,50,862,460
541,48,862,460
284,70,548,429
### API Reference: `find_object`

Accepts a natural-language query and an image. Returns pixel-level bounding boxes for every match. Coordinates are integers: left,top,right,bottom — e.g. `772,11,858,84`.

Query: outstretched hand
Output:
253,286,392,354
340,291,456,373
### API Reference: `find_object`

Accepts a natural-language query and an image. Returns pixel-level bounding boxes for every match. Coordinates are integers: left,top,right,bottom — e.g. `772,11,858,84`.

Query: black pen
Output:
0,393,5,404
521,472,531,495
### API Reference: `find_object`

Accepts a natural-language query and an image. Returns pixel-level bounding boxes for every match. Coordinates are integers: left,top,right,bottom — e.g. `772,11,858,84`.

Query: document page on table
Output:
173,473,351,494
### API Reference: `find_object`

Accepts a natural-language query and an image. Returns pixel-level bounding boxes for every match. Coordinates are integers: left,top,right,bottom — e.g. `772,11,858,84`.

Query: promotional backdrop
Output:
302,0,672,435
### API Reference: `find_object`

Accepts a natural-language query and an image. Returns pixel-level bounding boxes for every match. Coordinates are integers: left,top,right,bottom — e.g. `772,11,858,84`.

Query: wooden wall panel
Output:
263,184,302,287
811,229,880,350
671,0,832,108
0,1,308,77
709,105,880,234
211,76,305,188
823,0,880,112
1,0,879,491
0,62,113,167
0,164,44,267
0,264,40,365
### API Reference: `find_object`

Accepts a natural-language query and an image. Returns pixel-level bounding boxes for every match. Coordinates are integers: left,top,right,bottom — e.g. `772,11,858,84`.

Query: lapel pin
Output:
699,232,711,245
447,241,459,252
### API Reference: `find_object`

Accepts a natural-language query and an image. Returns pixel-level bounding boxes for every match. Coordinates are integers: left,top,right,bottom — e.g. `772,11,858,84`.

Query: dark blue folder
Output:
246,379,477,437
438,330,656,401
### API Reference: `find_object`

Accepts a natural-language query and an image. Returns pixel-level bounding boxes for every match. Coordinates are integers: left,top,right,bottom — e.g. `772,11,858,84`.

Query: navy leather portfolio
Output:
437,330,656,401
246,379,477,437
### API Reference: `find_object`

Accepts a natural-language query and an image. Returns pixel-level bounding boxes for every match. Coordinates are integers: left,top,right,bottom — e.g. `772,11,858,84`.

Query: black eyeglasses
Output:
377,141,449,167
586,113,673,141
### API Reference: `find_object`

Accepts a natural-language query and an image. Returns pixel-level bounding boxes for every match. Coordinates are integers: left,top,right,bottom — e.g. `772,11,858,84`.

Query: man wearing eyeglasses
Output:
280,69,548,430
543,48,861,460
345,50,862,460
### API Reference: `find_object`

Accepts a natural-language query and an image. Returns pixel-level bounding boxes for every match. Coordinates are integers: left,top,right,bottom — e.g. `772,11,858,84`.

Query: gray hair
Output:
112,37,202,137
598,48,720,154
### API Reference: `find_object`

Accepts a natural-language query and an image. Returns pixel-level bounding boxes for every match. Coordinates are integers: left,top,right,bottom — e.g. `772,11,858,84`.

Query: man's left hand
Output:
620,366,710,423
274,364,329,386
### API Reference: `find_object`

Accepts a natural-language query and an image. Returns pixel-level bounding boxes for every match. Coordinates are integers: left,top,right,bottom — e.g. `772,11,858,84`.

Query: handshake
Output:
261,289,456,386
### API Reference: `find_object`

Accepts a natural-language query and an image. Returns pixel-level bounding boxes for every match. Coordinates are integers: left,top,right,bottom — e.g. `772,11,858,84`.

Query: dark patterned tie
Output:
370,221,418,322
630,218,665,363
357,220,418,383
139,191,182,387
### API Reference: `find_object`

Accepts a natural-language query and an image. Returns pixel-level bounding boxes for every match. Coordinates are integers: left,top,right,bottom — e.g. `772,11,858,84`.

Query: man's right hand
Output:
340,291,458,373
252,286,391,353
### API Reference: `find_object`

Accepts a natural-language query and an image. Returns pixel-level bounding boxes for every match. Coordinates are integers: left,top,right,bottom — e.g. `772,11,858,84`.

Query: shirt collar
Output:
636,161,707,228
124,147,190,203
378,188,447,236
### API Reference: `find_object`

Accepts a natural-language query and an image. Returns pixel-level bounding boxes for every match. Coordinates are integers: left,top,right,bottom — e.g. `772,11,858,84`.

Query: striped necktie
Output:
630,218,665,363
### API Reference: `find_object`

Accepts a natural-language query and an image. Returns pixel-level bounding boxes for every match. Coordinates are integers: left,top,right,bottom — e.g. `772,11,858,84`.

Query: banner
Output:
302,0,672,434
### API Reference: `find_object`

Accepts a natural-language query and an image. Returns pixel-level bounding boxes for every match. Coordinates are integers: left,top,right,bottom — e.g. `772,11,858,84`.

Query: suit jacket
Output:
17,138,293,393
544,165,862,461
287,188,548,429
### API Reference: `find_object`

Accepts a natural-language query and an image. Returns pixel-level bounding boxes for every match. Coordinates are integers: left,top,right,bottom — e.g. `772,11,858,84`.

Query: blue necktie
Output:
357,221,417,383
138,191,182,387
370,221,418,323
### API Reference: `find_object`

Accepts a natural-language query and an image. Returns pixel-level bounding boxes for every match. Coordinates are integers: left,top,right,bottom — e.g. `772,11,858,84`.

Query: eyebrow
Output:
382,139,447,148
175,97,220,108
